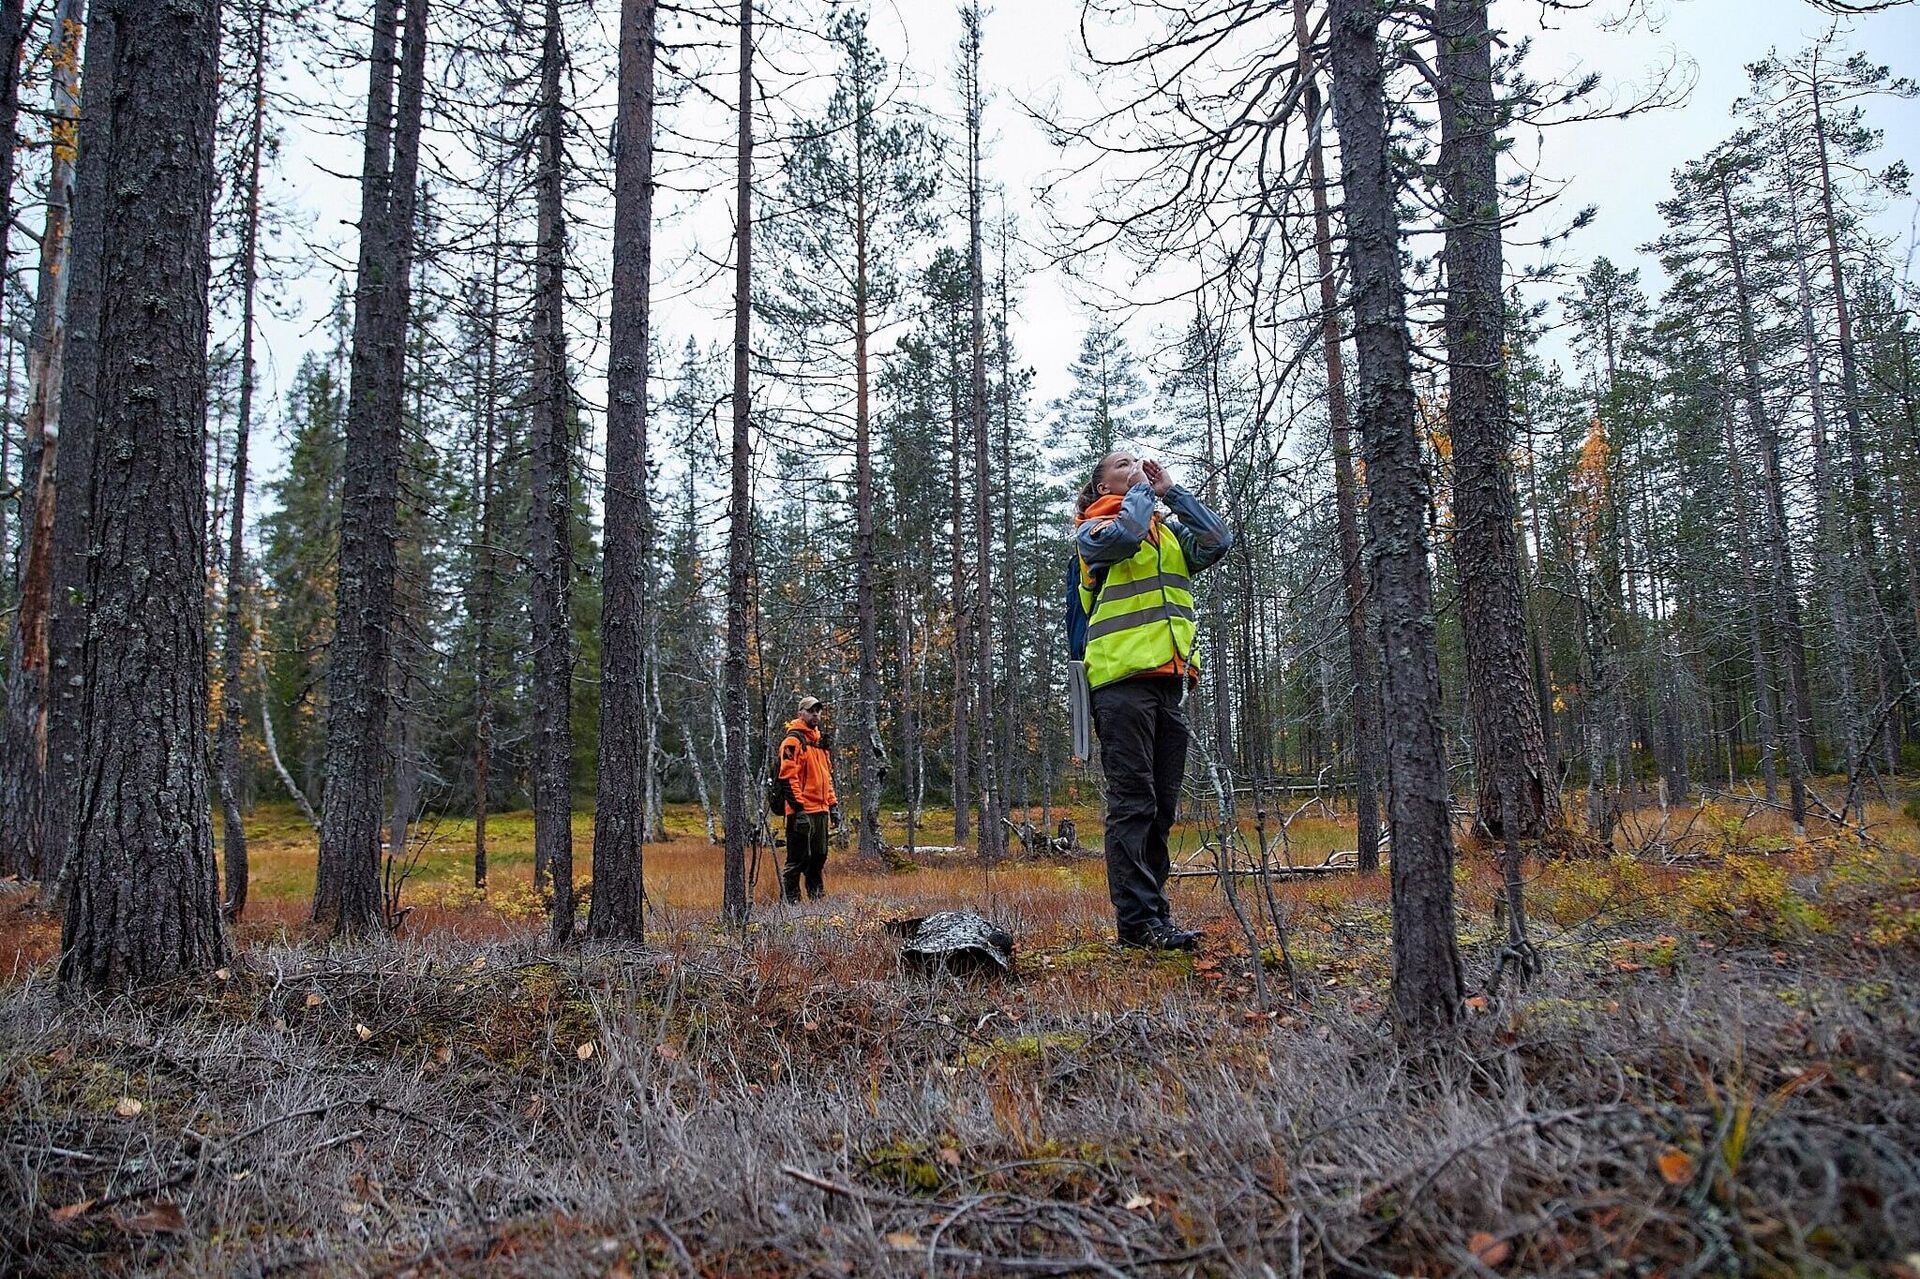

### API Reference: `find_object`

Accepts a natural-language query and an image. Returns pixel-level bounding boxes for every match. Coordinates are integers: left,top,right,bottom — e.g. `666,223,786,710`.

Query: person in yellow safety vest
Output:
1072,451,1233,951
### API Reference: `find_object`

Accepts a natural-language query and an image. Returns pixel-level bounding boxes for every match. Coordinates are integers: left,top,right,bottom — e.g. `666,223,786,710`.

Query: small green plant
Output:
1696,1049,1829,1189
862,1139,946,1194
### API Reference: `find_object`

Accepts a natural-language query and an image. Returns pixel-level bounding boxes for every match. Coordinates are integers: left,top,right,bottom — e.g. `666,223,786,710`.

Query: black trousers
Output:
781,810,829,902
1092,676,1189,936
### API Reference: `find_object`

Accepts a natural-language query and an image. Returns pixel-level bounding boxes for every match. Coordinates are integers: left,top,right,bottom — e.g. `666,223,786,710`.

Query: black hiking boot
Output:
1118,923,1199,952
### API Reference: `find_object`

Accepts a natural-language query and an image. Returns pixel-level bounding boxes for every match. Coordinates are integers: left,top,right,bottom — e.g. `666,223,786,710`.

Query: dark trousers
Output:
1092,676,1189,936
781,810,829,902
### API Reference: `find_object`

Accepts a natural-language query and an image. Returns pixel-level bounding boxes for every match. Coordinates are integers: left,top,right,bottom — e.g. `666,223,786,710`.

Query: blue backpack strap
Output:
1066,555,1106,662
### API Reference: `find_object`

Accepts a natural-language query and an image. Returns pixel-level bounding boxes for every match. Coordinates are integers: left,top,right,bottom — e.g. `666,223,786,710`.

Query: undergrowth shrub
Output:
1678,855,1831,942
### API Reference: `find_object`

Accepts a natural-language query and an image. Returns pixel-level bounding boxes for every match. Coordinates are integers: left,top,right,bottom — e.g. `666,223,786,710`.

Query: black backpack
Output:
764,729,805,816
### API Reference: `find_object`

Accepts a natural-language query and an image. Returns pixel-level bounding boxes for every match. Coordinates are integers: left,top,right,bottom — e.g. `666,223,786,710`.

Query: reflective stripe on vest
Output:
1094,570,1192,606
1080,526,1199,689
1084,600,1197,643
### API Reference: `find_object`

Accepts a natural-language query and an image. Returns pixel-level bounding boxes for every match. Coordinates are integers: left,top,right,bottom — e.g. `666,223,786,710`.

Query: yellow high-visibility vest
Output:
1077,525,1199,689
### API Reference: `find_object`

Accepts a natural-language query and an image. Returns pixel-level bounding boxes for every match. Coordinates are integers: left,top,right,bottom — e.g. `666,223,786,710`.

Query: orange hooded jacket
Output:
1074,493,1195,683
776,718,838,815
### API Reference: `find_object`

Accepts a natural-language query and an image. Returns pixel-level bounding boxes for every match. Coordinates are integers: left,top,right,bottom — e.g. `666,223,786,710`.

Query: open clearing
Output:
2,796,1917,1276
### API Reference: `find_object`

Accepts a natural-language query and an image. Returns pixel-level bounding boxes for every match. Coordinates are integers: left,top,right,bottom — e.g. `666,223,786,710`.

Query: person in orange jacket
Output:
775,695,841,902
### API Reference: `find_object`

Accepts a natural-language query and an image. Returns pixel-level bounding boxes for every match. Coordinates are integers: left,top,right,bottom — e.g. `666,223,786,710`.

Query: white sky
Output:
251,0,1920,495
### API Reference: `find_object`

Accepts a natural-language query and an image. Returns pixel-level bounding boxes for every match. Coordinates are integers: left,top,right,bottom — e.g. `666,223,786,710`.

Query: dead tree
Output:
219,0,273,922
1,0,83,881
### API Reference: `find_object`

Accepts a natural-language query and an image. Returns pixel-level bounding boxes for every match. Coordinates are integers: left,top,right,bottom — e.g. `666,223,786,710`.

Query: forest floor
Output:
1,791,1917,1276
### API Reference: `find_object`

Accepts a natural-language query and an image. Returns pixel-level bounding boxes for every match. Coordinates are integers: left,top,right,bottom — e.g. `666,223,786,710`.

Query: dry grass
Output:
1,793,1917,1276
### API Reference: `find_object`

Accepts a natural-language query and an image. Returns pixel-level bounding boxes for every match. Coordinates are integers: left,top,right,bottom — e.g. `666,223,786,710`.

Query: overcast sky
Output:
254,0,1920,494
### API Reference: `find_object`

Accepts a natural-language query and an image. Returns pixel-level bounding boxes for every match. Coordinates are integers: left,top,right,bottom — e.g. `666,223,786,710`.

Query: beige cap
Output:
797,695,828,713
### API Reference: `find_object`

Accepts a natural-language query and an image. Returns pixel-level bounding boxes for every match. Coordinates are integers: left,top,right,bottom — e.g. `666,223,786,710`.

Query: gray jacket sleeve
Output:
1163,485,1233,573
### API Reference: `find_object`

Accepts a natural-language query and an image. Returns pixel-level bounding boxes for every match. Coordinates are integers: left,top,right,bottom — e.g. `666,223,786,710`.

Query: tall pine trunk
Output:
996,217,1024,820
962,6,1000,861
39,8,113,910
1434,0,1560,844
1808,69,1898,784
1725,396,1783,802
1327,0,1462,1037
1811,65,1876,566
0,0,24,600
1786,167,1865,794
59,0,226,991
1714,168,1808,828
721,0,754,925
470,156,507,891
529,0,576,943
895,579,919,855
948,330,970,844
1,0,84,881
1294,0,1381,871
589,0,657,942
316,0,428,933
852,97,883,863
220,1,270,922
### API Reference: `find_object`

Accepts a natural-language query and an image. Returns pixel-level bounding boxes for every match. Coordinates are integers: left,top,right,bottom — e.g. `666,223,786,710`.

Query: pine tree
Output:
522,0,577,941
721,0,755,925
760,3,937,863
961,1,1003,862
1293,0,1381,870
1050,320,1148,474
262,349,349,805
1434,0,1560,846
1653,134,1812,829
59,0,227,991
588,0,658,942
0,0,83,881
316,0,430,933
214,0,279,921
1327,0,1463,1036
38,4,115,907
